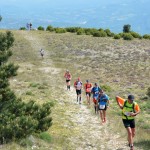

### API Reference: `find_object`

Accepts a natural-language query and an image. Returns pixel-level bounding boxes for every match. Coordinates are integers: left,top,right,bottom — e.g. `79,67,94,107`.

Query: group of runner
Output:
64,70,140,150
64,70,109,124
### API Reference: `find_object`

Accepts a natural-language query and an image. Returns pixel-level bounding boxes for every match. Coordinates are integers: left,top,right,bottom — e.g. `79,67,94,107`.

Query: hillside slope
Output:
1,30,149,150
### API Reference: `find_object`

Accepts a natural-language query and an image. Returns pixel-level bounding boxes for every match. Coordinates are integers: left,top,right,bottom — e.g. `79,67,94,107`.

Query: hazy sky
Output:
0,0,150,34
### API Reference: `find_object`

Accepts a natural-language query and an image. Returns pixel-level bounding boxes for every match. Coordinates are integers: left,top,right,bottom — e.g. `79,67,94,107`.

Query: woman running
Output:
64,70,72,90
98,90,109,123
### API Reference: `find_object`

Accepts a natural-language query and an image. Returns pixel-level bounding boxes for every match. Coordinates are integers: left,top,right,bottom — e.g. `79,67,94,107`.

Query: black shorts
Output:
86,92,91,97
122,119,135,128
66,80,70,83
76,89,81,95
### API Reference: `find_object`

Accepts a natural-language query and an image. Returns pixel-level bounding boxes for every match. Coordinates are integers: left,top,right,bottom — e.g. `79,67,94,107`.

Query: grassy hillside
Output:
0,30,150,150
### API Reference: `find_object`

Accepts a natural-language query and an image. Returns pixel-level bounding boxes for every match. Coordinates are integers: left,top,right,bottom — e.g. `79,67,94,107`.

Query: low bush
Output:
114,34,121,39
130,31,141,38
143,34,150,39
65,27,80,33
46,25,54,32
55,28,66,33
19,27,26,30
123,33,134,40
77,28,85,35
146,87,150,97
93,31,107,37
37,26,45,31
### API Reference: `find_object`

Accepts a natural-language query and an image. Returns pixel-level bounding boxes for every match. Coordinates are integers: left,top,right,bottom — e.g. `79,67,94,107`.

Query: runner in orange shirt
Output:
84,80,92,105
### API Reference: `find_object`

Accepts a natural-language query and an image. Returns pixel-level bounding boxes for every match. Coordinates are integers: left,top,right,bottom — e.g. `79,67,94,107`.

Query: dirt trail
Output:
20,31,143,150
60,86,127,150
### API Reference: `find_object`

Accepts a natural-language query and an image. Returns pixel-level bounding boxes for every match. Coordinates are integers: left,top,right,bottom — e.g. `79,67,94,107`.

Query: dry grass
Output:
1,30,149,149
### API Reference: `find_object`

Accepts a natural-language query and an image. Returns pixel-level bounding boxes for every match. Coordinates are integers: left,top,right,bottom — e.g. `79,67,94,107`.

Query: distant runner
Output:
116,95,140,150
98,89,109,123
40,48,44,58
74,78,82,104
91,83,101,114
64,70,72,90
84,80,92,105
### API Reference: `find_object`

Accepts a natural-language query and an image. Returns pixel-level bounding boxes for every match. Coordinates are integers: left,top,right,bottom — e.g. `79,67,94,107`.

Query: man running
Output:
84,80,92,105
64,70,72,90
116,95,140,150
91,83,101,114
74,78,82,104
98,89,109,123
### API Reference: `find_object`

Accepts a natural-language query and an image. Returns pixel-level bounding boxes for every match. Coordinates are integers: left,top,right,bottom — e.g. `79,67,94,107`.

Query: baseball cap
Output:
128,95,134,101
86,80,89,82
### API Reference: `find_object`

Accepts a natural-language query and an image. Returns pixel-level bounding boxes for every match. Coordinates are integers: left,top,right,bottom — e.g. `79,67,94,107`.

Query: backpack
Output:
123,100,135,112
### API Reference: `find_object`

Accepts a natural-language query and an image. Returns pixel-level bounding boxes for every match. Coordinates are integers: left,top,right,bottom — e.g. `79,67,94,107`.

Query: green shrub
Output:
143,34,150,39
39,132,51,142
114,34,121,39
119,32,125,38
93,31,107,37
98,28,104,32
130,31,141,38
55,28,66,33
77,28,85,35
123,33,134,40
146,87,150,97
104,29,113,37
65,27,80,33
46,25,54,32
19,27,26,30
85,28,98,35
37,26,45,31
93,31,101,37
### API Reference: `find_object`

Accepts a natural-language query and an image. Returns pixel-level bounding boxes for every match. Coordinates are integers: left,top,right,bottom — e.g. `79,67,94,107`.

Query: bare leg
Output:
103,110,106,122
99,110,103,122
79,95,81,104
126,127,134,149
68,81,71,90
86,94,90,105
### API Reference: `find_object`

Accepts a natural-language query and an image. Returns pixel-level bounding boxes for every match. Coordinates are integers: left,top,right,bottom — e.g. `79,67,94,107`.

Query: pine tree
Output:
0,31,52,143
123,24,131,33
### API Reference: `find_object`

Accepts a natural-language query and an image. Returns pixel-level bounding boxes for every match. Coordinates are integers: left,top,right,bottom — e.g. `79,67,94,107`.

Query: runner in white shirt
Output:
74,78,82,104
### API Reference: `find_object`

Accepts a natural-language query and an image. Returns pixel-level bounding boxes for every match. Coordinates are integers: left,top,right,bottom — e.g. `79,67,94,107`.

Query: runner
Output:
84,80,92,106
40,48,44,58
91,83,101,114
74,78,82,104
116,95,140,150
64,70,72,90
98,89,109,123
